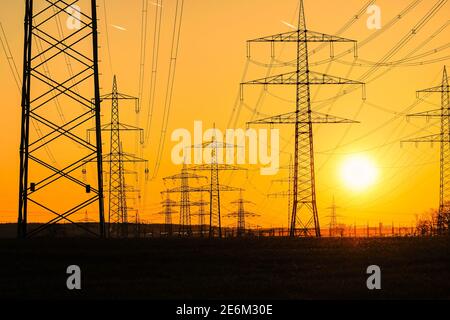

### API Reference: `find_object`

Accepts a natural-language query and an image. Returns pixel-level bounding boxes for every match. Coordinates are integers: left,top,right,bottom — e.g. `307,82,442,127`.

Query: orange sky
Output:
1,0,449,229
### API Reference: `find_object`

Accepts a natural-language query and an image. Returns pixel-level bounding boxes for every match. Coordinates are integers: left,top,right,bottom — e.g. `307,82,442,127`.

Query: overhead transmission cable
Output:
152,0,184,178
103,0,114,73
144,0,164,147
0,22,58,165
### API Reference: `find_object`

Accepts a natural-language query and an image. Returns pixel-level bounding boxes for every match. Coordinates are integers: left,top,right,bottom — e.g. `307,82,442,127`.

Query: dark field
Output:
0,237,449,300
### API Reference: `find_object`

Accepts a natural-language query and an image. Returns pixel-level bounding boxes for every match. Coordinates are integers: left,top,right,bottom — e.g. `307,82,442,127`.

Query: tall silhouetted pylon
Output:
243,0,364,237
18,0,105,238
404,66,450,234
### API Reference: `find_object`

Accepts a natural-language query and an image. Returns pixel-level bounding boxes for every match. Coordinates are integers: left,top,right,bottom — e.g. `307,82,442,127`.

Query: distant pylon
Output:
190,193,209,237
129,209,141,238
158,193,178,236
243,0,364,238
226,190,260,237
88,76,149,238
162,164,207,236
403,66,449,235
189,128,246,238
18,0,105,238
326,197,341,237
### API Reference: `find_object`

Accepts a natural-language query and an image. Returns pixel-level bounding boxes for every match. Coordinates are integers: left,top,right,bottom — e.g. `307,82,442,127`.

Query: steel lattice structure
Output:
190,193,209,237
162,164,207,236
403,66,450,235
326,197,341,237
158,194,178,236
225,190,259,237
89,76,148,238
189,135,246,238
243,0,364,237
18,0,105,238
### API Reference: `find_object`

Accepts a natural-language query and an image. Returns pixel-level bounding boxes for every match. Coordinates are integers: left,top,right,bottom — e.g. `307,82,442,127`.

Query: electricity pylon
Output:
403,66,449,235
242,0,364,237
18,0,105,238
89,76,149,238
189,133,246,238
190,193,209,237
326,197,341,237
162,164,207,236
225,190,259,237
158,193,178,236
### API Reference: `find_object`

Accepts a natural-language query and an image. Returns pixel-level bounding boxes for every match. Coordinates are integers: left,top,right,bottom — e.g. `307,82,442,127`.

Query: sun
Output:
340,155,378,191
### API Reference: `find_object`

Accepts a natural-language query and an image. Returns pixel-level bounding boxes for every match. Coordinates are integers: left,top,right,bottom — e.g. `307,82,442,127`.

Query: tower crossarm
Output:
247,111,359,126
156,209,178,215
190,200,209,207
160,199,178,207
247,30,358,58
87,123,144,143
241,71,363,86
189,164,247,171
401,134,449,144
100,92,139,100
163,172,207,181
94,123,144,132
417,85,449,94
96,92,139,112
230,199,254,205
248,30,356,44
406,109,442,120
161,186,209,194
198,184,243,193
225,211,260,218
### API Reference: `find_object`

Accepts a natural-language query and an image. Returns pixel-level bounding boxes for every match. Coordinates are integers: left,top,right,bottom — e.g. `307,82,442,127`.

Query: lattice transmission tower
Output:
326,197,341,237
88,76,149,238
403,66,449,235
242,0,364,237
158,193,178,236
162,164,207,236
189,133,246,238
18,0,105,238
190,193,209,237
225,190,259,237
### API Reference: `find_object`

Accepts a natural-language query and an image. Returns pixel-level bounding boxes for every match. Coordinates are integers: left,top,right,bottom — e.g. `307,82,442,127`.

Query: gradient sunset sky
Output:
1,0,449,228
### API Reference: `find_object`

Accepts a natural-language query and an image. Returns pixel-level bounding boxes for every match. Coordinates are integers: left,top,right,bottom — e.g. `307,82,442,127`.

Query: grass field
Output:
0,237,449,299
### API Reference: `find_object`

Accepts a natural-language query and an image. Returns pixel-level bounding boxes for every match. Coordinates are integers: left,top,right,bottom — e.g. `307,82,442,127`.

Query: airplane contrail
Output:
281,20,296,30
111,24,127,31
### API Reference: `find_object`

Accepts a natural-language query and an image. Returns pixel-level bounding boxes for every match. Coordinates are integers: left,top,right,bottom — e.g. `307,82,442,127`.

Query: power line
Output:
102,0,114,73
0,22,58,165
137,0,150,111
0,23,21,91
152,0,185,178
144,0,164,146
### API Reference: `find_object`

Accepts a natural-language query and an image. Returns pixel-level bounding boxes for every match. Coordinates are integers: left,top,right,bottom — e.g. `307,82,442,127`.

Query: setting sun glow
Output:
340,156,378,192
